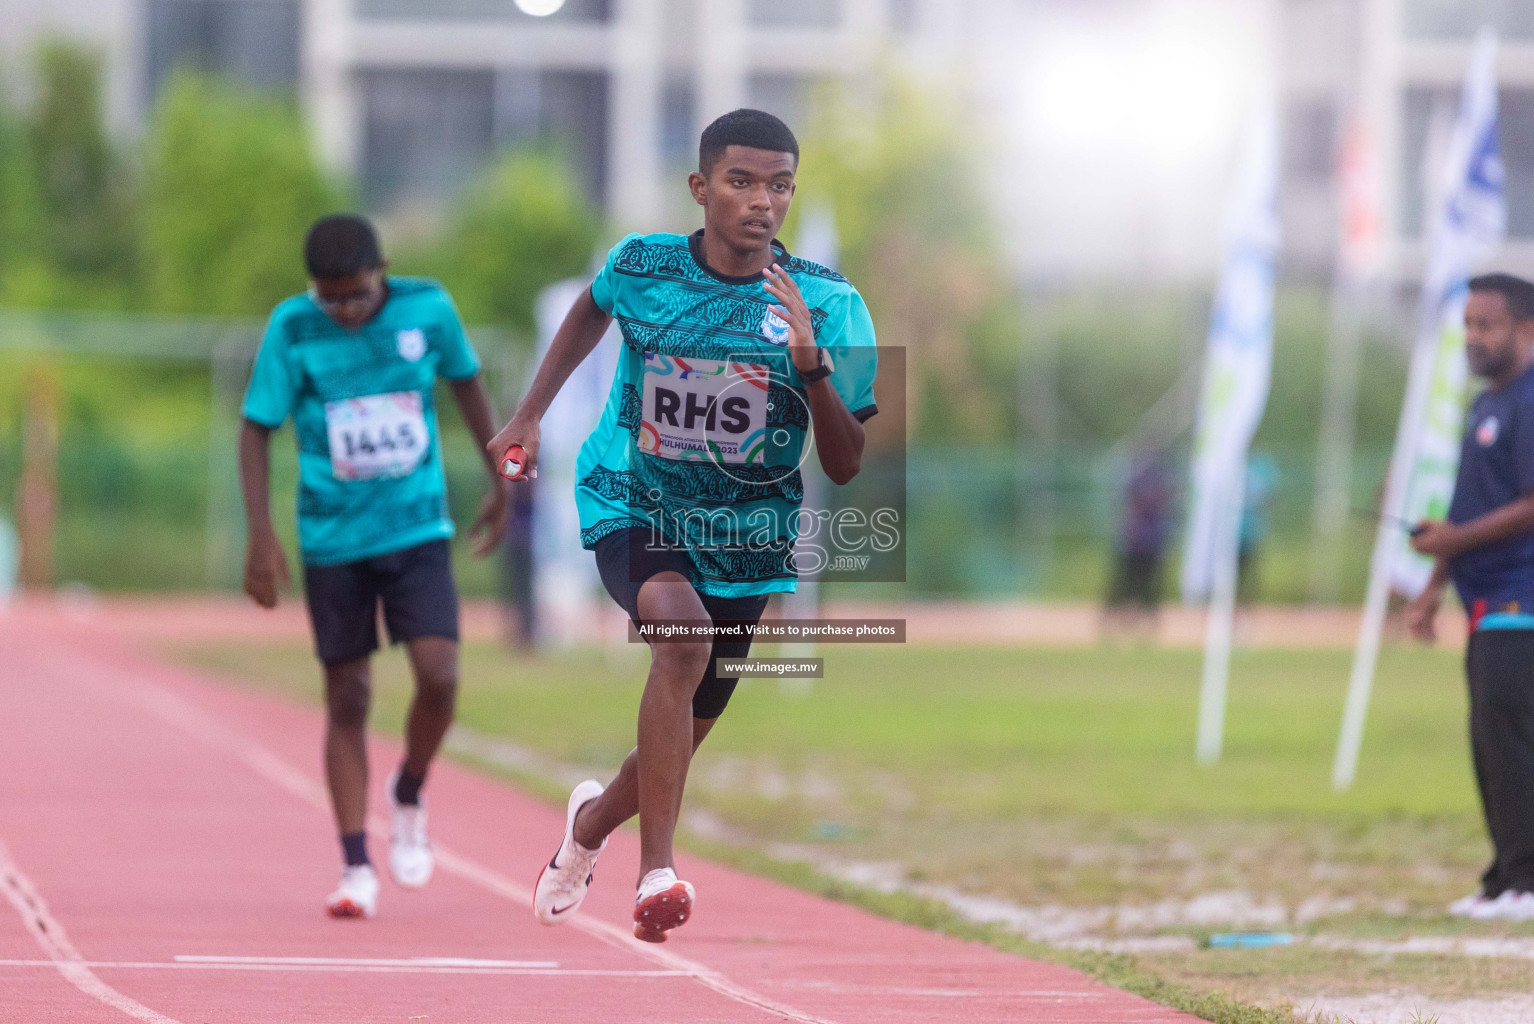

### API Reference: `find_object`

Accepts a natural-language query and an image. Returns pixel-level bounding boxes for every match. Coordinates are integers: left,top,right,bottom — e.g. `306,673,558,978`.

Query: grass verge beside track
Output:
172,639,1524,1022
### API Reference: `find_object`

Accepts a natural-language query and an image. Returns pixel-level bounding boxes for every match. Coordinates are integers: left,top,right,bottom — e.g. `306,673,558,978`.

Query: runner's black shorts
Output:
594,527,770,720
303,539,460,666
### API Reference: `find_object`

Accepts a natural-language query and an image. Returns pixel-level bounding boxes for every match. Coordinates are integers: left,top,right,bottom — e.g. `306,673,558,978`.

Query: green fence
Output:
0,307,1398,603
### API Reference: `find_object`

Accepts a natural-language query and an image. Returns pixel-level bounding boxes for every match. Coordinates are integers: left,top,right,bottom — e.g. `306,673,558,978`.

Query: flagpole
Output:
1333,322,1436,789
1198,469,1247,765
1181,106,1280,764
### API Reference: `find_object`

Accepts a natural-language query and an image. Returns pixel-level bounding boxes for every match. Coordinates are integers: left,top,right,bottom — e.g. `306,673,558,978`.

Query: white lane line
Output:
0,959,689,977
0,840,185,1024
101,659,842,1024
174,955,560,968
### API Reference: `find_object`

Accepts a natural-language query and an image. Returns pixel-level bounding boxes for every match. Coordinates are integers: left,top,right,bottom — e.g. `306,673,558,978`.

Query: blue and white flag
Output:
1181,111,1282,602
1388,28,1506,597
1335,31,1505,791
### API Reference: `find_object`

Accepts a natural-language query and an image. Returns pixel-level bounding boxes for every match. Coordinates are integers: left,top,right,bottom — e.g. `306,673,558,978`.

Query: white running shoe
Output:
386,768,434,888
633,867,695,943
326,864,379,919
1448,889,1492,917
534,780,608,925
1469,890,1534,921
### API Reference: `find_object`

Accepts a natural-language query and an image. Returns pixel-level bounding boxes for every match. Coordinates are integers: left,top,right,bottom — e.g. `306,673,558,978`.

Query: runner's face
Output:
311,268,386,329
1465,290,1520,379
692,146,797,250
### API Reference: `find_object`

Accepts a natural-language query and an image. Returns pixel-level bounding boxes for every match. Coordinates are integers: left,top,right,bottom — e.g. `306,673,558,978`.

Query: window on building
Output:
1502,90,1534,239
361,67,609,209
361,70,496,206
496,70,608,205
145,0,300,102
357,0,610,20
1404,0,1534,39
1283,98,1338,184
1402,85,1534,239
747,73,823,135
660,76,697,171
746,0,842,28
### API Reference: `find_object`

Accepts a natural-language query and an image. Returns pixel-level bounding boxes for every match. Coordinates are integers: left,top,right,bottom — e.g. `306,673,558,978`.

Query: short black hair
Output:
1469,272,1534,322
304,214,383,279
698,109,799,175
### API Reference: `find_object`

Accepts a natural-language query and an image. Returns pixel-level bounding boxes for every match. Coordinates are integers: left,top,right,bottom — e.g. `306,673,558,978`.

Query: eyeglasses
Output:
308,281,382,315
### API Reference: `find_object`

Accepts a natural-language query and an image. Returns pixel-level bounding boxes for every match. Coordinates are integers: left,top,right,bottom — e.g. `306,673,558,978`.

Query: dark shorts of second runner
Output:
594,527,769,720
304,539,460,665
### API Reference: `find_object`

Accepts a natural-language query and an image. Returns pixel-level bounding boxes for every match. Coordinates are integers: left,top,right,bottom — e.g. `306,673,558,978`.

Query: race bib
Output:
639,356,770,464
325,392,429,481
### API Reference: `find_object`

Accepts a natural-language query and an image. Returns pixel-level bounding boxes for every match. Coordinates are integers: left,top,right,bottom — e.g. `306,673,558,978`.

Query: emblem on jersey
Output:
761,307,791,346
1478,416,1500,447
397,328,427,362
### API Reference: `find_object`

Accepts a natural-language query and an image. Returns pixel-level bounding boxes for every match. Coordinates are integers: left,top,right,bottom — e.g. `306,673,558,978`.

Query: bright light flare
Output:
1019,9,1255,173
514,0,567,15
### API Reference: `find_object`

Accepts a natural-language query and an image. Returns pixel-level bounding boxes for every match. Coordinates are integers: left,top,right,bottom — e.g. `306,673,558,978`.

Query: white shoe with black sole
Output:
534,780,608,925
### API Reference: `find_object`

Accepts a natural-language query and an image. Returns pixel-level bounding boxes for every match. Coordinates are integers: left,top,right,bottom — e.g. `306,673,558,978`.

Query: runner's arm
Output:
450,376,505,477
449,375,513,556
762,263,865,485
238,419,289,608
485,286,613,476
803,376,864,485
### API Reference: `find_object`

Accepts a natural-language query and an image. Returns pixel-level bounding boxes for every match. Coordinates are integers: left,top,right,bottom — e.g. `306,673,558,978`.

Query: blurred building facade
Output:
4,0,1534,285
1281,0,1534,284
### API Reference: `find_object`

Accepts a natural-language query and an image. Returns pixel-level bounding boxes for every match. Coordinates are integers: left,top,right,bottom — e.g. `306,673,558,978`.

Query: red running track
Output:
0,602,1198,1024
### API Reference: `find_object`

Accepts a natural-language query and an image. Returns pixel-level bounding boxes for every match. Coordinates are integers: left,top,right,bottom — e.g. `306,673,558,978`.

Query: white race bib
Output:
639,357,770,464
325,392,429,481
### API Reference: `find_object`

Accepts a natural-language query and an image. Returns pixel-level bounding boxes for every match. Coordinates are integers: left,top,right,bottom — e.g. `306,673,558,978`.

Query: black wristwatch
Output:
798,348,833,384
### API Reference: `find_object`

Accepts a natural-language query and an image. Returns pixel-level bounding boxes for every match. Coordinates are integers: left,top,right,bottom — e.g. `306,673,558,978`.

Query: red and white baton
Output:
499,444,533,481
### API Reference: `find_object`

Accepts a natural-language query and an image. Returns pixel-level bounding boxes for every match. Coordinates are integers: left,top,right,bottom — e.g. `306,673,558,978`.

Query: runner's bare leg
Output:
575,572,712,881
323,657,372,834
574,718,716,850
401,636,459,778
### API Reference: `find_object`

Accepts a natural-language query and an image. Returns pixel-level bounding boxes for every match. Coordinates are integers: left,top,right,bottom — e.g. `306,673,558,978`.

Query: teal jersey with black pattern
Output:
575,231,878,597
242,277,482,567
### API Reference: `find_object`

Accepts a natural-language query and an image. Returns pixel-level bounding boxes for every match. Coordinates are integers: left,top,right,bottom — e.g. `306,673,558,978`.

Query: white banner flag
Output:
1334,29,1504,790
1388,30,1506,597
1181,111,1281,603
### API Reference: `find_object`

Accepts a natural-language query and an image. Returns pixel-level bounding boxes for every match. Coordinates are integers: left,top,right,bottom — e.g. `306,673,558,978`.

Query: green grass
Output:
178,642,1477,818
173,639,1532,1020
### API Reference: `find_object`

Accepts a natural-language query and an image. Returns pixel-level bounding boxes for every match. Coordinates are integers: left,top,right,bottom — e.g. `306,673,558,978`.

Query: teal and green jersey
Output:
242,277,482,567
576,231,878,597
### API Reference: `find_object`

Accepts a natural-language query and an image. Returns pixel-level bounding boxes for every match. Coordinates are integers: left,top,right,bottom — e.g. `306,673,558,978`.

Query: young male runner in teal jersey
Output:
488,110,879,942
240,215,509,919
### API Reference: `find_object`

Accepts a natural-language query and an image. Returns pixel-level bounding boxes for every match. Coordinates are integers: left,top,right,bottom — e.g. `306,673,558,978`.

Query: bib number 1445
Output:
325,391,430,481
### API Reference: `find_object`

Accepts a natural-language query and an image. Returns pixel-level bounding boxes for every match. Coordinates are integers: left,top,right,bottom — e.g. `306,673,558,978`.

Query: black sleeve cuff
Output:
852,404,879,423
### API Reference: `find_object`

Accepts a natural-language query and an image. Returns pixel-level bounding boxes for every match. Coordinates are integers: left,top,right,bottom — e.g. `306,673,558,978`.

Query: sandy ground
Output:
1300,992,1534,1024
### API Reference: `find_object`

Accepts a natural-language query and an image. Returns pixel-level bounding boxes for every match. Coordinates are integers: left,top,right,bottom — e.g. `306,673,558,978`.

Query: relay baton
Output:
499,444,533,482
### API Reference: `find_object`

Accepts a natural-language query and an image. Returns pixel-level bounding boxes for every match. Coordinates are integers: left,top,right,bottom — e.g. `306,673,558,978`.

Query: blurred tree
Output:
792,74,1023,442
396,150,602,339
0,41,137,308
0,77,46,297
142,71,340,317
